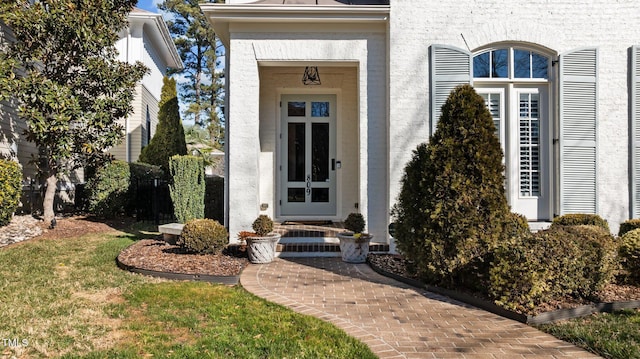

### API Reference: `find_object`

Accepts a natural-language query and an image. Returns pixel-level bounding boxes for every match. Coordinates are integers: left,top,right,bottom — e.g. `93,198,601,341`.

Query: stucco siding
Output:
388,0,638,232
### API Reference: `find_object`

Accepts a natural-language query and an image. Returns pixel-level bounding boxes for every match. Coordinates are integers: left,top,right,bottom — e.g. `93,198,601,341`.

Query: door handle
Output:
332,159,335,171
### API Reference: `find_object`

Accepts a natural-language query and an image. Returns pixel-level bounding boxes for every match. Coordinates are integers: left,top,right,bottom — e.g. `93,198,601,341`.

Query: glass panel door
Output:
281,95,336,217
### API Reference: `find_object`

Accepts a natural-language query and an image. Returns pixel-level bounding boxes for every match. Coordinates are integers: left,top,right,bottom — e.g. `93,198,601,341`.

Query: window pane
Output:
519,93,540,197
288,102,305,117
311,188,329,203
481,93,501,140
514,50,531,78
531,52,548,79
491,49,508,78
311,123,329,182
287,123,305,182
288,188,305,202
473,52,490,78
311,102,329,117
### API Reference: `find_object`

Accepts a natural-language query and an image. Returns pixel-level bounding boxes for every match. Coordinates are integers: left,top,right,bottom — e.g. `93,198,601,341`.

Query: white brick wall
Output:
389,0,639,233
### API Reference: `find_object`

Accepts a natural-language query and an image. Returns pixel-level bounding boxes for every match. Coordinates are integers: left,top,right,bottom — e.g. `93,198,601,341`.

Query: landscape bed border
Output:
367,257,640,325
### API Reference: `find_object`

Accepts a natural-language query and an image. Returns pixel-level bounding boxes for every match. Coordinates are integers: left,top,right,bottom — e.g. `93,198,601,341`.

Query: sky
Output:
136,0,160,13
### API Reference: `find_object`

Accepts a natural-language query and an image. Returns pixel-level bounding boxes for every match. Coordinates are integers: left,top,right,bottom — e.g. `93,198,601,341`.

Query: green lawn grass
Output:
0,221,375,358
537,310,640,359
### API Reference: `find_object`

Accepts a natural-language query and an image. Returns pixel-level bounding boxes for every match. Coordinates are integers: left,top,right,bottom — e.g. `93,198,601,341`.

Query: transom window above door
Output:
473,47,550,80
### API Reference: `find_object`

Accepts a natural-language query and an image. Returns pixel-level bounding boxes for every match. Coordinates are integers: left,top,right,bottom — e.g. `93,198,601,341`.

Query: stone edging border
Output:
367,258,640,324
115,256,242,285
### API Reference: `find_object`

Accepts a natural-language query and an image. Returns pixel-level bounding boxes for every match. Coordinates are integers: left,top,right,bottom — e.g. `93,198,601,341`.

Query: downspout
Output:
125,27,131,162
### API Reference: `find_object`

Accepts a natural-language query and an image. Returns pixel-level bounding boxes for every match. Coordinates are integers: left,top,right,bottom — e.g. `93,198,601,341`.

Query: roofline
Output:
200,4,390,46
128,12,184,70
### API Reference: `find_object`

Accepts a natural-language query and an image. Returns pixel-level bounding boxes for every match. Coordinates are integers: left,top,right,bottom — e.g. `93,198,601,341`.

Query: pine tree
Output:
138,77,187,173
393,84,510,288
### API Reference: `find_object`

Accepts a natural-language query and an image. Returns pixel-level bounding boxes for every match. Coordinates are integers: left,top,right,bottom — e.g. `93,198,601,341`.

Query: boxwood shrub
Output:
551,213,610,232
0,159,22,226
619,228,640,284
490,225,616,314
179,218,228,254
619,219,640,237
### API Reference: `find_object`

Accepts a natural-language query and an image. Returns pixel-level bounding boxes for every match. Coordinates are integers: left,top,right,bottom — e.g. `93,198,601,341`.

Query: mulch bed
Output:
117,239,249,277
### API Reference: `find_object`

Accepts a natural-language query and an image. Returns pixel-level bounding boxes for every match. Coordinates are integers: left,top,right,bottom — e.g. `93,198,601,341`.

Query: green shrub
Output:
619,228,640,283
252,215,273,236
169,155,205,223
502,212,531,239
392,84,510,288
0,159,22,226
179,218,228,254
204,176,224,222
551,213,609,232
86,160,130,218
489,225,616,313
344,213,365,233
138,77,187,172
619,219,640,237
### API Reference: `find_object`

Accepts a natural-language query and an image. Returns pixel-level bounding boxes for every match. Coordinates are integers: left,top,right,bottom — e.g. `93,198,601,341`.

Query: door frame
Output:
275,88,343,221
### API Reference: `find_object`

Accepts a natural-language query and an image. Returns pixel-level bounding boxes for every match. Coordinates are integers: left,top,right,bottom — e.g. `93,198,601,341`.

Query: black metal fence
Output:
133,178,175,224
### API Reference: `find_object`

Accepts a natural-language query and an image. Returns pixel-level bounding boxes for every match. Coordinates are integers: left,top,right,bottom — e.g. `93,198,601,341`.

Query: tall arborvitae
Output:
392,84,510,289
139,77,187,173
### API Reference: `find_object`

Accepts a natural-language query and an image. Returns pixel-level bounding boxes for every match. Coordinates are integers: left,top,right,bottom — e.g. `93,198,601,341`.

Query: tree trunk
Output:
43,173,57,225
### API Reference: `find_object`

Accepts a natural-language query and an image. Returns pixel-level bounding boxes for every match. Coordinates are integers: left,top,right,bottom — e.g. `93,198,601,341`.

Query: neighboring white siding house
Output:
202,0,640,238
112,8,183,163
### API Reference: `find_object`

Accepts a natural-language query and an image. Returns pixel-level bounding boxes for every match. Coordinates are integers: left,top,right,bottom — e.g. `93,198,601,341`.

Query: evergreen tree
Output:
0,0,147,224
392,84,510,288
159,0,224,142
139,76,187,173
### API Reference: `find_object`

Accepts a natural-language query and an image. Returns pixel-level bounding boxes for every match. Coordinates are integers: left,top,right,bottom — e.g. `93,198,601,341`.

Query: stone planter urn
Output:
337,233,372,263
247,233,281,264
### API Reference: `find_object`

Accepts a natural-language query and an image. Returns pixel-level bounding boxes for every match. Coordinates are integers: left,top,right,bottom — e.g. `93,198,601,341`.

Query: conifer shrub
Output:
489,225,616,313
619,219,640,237
138,77,187,173
169,155,205,223
392,84,510,288
252,215,274,236
344,213,365,234
0,159,22,226
619,228,640,283
551,213,609,232
179,218,228,254
86,160,130,218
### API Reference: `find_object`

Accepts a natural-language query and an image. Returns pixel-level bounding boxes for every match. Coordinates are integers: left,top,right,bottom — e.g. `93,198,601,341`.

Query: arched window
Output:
473,48,549,80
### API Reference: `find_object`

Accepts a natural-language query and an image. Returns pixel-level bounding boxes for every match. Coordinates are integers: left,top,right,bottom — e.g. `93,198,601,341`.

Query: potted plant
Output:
244,215,281,264
337,213,373,263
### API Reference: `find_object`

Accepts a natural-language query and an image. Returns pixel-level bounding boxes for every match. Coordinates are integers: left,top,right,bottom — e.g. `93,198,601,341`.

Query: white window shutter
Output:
559,47,598,214
632,46,640,218
430,45,472,135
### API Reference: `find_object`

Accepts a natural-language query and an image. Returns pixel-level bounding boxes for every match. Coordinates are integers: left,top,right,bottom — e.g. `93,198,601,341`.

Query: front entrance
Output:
280,94,337,217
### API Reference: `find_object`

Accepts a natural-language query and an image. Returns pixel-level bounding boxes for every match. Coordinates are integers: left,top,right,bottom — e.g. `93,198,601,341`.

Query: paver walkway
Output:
240,257,600,359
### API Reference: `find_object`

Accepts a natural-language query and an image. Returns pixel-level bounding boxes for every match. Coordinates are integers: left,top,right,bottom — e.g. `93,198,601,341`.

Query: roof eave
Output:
200,4,390,47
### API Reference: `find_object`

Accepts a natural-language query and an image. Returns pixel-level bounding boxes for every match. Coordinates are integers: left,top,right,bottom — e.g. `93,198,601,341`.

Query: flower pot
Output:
337,233,372,263
247,233,281,264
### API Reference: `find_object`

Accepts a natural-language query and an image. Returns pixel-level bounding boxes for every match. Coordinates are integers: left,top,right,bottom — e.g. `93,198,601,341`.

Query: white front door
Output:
478,86,551,220
280,95,337,217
